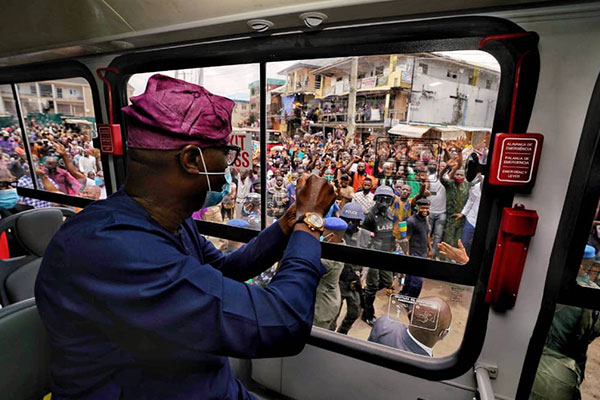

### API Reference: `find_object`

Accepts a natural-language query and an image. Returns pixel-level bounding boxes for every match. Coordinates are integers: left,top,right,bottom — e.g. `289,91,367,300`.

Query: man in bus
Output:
35,74,336,400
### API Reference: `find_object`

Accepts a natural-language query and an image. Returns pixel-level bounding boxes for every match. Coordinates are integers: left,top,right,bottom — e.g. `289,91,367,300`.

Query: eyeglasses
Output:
0,181,16,189
208,145,240,166
176,145,241,166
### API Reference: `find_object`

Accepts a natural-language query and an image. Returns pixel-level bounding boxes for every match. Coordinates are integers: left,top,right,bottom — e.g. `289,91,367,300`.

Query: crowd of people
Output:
0,119,106,211
201,125,487,349
0,113,483,356
201,126,486,262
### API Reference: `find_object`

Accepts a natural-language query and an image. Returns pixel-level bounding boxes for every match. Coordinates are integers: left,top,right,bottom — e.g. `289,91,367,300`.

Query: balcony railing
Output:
376,75,389,86
388,109,406,121
286,81,317,93
356,75,389,89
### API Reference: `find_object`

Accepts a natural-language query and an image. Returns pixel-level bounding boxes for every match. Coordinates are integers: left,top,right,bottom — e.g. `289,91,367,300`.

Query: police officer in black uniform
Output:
361,185,396,325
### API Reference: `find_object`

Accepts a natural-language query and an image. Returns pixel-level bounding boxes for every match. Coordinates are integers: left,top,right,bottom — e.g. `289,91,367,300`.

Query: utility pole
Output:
406,56,417,124
347,56,359,142
197,68,204,86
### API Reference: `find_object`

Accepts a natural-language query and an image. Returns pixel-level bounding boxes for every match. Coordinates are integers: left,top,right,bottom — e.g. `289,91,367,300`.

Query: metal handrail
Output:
474,365,495,400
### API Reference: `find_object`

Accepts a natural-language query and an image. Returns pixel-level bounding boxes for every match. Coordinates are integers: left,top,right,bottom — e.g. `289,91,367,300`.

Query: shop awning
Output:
64,118,93,125
388,124,465,139
387,124,430,137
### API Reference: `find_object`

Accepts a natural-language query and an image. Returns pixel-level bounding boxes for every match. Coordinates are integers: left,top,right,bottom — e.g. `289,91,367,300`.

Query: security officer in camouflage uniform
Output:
441,159,472,248
530,305,600,400
361,185,396,326
530,247,600,399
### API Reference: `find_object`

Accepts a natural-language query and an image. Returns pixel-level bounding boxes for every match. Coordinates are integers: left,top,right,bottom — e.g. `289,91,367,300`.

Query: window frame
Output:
101,15,540,380
516,72,600,397
0,60,110,205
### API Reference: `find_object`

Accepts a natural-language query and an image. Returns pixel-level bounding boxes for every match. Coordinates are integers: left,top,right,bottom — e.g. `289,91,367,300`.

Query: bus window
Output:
201,222,471,358
0,84,34,208
530,304,600,399
13,78,103,202
267,51,498,264
128,65,262,229
577,198,600,289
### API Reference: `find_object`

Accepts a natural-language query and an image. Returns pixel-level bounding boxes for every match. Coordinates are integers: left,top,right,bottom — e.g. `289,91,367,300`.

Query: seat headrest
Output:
15,209,64,257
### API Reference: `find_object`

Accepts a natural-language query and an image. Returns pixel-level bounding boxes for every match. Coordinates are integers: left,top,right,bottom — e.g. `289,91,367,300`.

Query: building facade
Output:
0,78,95,118
248,78,285,123
269,52,500,138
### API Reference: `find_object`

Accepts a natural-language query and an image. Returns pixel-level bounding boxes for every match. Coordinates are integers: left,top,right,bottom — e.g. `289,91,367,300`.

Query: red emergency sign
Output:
98,124,123,156
488,133,543,187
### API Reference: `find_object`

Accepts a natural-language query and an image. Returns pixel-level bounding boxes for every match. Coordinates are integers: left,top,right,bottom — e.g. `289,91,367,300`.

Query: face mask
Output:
242,205,252,216
346,221,359,233
196,146,232,208
94,177,103,186
428,167,437,174
325,175,334,182
0,188,18,209
454,177,465,184
363,188,371,194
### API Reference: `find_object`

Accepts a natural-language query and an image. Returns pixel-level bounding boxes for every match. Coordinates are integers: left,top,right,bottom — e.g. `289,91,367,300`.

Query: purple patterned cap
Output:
122,74,235,150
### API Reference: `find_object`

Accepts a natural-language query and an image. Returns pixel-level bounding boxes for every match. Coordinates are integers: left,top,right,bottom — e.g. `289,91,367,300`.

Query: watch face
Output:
307,213,324,228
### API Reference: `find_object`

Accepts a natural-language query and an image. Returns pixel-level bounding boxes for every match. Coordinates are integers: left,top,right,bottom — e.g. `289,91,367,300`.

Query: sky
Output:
128,51,499,98
128,61,296,97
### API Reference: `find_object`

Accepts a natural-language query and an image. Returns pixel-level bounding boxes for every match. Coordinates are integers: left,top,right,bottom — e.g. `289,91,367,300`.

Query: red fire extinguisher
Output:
485,204,539,311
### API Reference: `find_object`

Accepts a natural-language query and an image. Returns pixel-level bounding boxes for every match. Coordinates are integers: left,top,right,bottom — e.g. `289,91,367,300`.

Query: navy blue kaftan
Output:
35,188,325,399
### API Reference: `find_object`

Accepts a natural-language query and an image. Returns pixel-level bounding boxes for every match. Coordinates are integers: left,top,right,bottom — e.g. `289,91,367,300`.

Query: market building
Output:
268,52,500,141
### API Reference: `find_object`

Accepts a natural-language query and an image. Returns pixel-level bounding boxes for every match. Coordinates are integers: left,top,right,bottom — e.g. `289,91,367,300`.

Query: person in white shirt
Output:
425,162,447,259
235,169,253,218
351,177,374,214
78,149,97,175
453,177,482,254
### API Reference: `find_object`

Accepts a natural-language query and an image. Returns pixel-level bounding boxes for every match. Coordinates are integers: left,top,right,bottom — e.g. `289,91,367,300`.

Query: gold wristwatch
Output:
295,212,325,233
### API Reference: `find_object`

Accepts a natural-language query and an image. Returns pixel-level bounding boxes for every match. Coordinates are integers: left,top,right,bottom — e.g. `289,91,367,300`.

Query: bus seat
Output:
0,298,51,400
0,208,74,306
229,357,246,380
5,258,43,304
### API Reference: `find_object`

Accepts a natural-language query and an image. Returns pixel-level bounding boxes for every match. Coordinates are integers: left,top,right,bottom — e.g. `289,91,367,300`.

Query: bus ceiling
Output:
0,0,579,68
